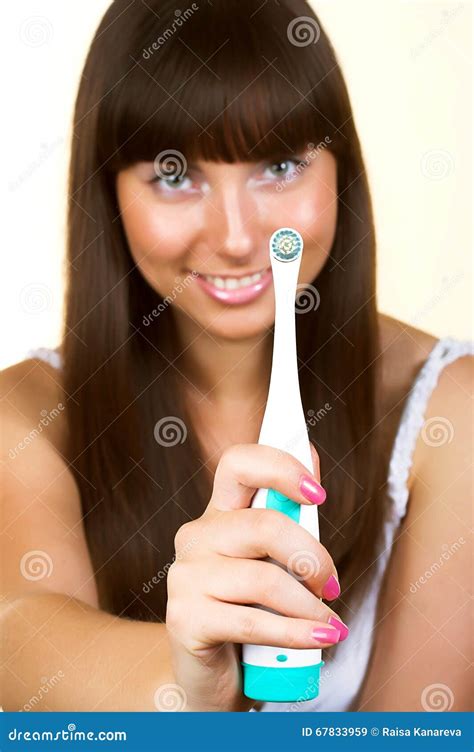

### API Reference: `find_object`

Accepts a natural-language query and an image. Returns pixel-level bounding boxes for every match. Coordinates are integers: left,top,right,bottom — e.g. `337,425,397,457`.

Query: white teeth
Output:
203,269,267,289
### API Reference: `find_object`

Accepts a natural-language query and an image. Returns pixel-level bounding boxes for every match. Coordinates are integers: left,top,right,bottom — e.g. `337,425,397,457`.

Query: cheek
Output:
274,153,338,282
262,155,338,254
288,186,337,244
298,181,338,249
271,156,338,281
293,158,338,249
117,176,194,269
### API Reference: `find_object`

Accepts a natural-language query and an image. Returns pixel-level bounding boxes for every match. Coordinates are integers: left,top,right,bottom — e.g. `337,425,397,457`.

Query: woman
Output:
2,0,472,712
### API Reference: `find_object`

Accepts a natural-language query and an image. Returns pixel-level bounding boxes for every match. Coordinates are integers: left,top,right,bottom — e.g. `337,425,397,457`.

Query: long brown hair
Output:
63,0,389,631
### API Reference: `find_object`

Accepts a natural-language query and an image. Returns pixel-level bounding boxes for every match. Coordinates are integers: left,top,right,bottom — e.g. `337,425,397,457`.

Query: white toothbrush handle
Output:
241,234,324,703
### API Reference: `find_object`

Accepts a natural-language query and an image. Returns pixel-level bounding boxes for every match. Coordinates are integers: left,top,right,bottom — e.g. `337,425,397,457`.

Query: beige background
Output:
3,0,472,369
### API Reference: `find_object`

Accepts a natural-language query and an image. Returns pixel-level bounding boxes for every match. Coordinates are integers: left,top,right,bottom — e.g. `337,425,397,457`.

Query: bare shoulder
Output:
378,313,439,396
376,314,440,453
379,311,472,495
1,357,67,457
410,332,473,489
357,317,472,710
1,358,98,607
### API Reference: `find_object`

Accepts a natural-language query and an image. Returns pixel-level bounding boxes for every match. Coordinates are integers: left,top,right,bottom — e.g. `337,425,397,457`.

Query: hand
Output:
165,443,345,712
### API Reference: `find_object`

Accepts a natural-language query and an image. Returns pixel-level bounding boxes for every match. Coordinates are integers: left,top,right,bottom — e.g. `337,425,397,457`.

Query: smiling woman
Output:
1,0,472,715
116,146,337,323
65,0,373,629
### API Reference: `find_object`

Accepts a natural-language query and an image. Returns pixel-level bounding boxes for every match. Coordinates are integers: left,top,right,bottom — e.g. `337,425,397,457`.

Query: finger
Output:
204,557,337,624
203,600,342,649
309,441,321,478
208,443,325,512
207,508,338,600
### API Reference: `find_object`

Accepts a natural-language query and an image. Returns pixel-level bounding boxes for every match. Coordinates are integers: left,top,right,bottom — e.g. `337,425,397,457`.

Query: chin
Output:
192,304,275,342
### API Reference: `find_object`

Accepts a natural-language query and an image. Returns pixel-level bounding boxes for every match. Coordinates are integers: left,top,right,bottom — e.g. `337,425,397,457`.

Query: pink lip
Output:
194,268,273,305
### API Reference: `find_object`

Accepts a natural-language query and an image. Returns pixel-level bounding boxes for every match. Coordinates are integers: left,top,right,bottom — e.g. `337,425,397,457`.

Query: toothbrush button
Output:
276,654,288,662
266,488,301,522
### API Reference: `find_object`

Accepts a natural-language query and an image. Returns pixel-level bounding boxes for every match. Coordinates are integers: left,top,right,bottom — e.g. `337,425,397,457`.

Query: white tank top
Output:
26,337,473,711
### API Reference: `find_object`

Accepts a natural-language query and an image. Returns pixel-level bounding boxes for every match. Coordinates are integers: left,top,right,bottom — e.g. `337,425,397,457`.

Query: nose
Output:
206,180,260,266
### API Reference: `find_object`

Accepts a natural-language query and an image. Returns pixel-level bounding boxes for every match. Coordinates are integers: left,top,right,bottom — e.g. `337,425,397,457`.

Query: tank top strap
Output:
26,346,62,370
387,336,474,526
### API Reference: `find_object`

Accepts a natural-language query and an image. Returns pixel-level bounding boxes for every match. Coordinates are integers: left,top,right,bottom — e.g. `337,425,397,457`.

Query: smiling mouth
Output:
193,267,270,290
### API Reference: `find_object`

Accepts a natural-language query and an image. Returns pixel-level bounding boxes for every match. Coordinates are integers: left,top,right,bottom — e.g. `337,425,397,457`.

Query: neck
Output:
172,311,273,408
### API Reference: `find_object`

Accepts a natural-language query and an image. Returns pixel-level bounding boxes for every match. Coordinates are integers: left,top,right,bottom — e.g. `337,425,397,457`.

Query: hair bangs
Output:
97,2,342,173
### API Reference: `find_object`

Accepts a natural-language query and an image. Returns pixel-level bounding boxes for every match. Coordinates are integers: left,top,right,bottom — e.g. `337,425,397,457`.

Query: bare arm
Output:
1,361,175,711
2,593,174,711
356,355,473,711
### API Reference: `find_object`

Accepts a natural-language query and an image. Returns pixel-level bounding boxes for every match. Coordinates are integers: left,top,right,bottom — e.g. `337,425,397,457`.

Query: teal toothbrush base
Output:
242,660,324,703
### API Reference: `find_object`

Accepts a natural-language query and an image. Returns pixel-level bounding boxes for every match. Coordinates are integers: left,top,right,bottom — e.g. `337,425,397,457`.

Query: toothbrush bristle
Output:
270,228,303,262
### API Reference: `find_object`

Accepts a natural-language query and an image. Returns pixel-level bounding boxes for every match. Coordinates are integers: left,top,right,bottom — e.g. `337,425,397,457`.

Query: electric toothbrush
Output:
241,227,324,703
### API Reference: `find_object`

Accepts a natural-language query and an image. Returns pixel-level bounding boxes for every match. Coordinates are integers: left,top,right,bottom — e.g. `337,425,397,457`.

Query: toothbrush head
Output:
270,228,303,263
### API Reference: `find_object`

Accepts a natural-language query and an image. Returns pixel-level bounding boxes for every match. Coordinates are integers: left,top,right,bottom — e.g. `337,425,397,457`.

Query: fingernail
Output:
328,616,349,641
311,626,340,644
299,474,326,505
322,574,341,600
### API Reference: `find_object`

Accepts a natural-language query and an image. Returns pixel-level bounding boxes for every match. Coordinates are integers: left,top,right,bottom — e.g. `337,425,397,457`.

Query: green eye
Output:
262,158,304,183
152,169,192,192
163,173,186,188
269,160,292,176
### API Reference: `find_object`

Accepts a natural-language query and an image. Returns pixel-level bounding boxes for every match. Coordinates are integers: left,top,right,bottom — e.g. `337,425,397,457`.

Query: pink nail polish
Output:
328,616,349,641
322,574,341,600
311,626,340,644
299,474,326,504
